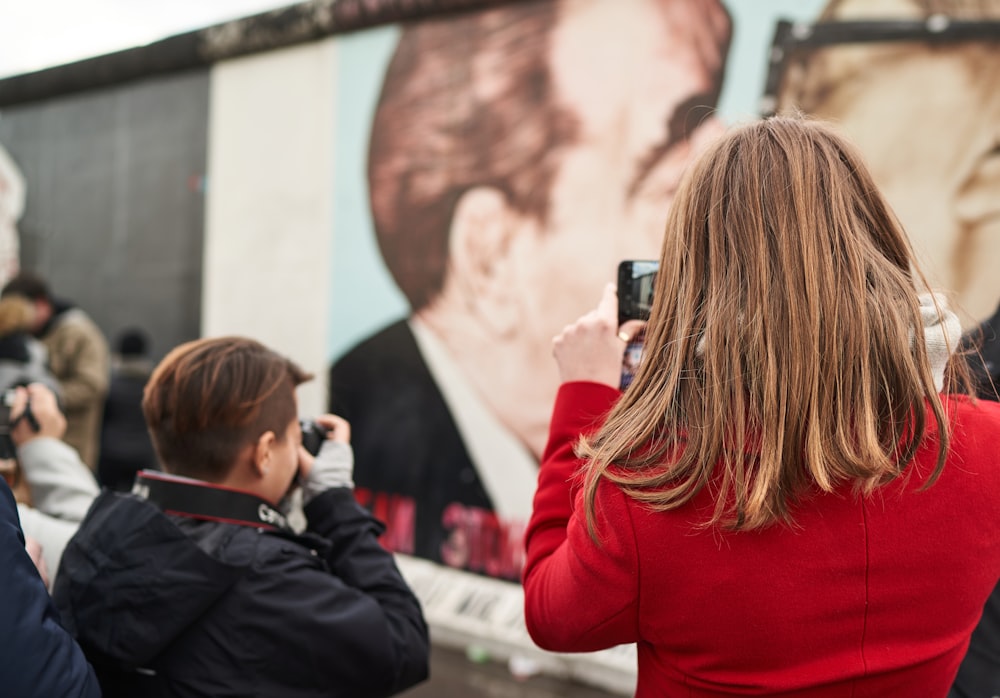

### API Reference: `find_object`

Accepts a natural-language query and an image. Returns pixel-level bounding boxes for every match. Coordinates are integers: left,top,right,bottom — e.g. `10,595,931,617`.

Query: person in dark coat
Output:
0,477,99,697
97,328,159,491
2,272,110,470
54,336,429,697
0,293,63,505
950,300,1000,698
963,300,1000,402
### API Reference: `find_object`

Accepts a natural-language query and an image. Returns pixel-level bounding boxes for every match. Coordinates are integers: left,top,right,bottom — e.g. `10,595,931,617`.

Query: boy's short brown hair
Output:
142,336,312,481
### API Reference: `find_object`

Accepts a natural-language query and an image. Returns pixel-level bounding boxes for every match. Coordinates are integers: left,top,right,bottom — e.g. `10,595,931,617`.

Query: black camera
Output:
0,389,39,461
299,419,330,457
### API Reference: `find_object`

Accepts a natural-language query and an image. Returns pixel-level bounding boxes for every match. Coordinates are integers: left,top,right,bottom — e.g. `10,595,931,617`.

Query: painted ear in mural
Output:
445,186,521,337
954,144,1000,320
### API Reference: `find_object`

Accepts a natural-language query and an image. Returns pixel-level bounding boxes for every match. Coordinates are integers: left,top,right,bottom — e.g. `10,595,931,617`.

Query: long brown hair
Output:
581,116,966,533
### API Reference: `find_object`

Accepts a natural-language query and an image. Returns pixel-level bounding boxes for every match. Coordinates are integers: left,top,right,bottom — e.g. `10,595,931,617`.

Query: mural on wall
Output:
773,0,1000,326
329,0,734,581
0,144,24,287
3,0,995,590
323,0,997,583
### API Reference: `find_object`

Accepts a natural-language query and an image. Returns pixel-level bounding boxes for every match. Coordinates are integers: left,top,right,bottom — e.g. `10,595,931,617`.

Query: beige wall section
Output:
204,39,337,417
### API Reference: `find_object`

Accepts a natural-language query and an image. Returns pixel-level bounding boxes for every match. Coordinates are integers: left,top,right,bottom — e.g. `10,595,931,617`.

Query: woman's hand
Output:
552,283,646,389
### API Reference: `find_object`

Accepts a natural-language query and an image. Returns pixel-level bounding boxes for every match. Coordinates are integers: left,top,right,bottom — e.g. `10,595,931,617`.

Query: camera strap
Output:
132,470,291,532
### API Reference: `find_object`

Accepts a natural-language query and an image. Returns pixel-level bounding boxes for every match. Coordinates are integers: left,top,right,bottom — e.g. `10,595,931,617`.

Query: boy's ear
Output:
253,431,277,476
446,186,521,337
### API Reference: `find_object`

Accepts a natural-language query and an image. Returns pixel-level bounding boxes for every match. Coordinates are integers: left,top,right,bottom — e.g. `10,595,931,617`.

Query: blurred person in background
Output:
523,117,1000,695
2,272,109,470
0,294,60,396
0,295,95,592
55,336,429,697
0,293,62,503
98,327,159,491
7,383,99,589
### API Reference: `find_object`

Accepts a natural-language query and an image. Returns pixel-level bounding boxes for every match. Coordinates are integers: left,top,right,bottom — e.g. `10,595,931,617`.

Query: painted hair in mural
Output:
329,0,732,580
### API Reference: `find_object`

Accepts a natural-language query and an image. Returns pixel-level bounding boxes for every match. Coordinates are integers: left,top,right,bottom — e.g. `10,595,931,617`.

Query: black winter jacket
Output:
0,481,99,698
53,485,429,697
951,303,1000,697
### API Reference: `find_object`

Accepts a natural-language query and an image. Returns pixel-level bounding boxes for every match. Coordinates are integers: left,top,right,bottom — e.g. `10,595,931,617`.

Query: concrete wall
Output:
203,40,337,416
0,70,209,359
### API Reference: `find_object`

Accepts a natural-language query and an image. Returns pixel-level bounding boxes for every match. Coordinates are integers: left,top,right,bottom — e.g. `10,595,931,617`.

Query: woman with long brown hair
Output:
523,116,1000,696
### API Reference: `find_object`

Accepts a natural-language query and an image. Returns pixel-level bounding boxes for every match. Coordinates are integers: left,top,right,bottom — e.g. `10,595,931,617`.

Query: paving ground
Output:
400,645,625,698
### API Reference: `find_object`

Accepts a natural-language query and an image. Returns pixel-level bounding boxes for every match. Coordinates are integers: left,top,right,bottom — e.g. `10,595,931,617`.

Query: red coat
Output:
523,382,1000,697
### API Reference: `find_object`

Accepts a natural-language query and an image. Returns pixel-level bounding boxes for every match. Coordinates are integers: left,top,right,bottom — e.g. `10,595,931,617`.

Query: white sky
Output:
0,0,300,79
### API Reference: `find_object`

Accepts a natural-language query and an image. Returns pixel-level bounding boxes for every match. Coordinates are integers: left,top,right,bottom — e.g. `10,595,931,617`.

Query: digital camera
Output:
0,389,38,461
299,419,330,457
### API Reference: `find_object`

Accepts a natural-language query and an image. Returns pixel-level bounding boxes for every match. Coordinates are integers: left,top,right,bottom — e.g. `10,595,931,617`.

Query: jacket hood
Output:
54,492,246,667
0,332,31,363
38,298,75,337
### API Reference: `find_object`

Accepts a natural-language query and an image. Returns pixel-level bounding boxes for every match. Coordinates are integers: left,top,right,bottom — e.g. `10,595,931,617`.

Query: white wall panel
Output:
204,39,336,417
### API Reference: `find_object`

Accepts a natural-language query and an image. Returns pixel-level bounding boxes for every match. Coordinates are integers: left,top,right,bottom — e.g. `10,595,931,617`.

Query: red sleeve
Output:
522,382,640,652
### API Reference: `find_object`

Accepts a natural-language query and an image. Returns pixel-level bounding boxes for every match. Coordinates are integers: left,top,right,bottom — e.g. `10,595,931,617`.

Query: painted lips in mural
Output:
329,0,1000,583
330,0,732,579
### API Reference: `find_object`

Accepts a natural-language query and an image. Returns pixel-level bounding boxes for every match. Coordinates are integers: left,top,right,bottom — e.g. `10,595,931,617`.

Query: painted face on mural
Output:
484,0,730,455
778,0,1000,325
333,0,731,572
